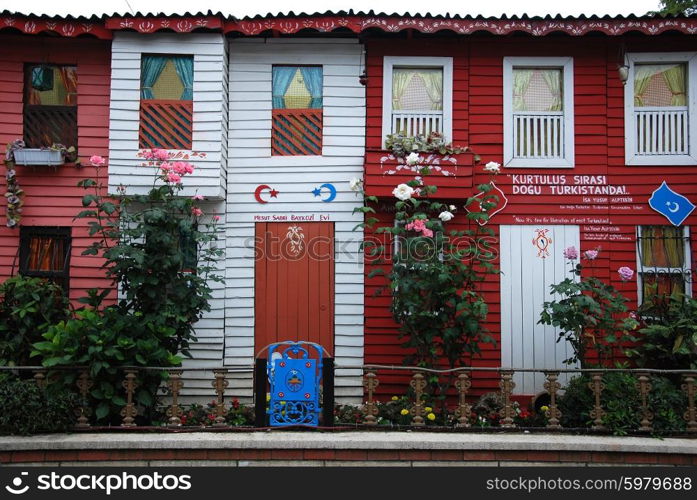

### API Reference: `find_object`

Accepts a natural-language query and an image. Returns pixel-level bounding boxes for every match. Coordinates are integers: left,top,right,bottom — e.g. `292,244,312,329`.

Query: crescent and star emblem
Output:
666,201,680,213
254,185,279,204
312,183,337,203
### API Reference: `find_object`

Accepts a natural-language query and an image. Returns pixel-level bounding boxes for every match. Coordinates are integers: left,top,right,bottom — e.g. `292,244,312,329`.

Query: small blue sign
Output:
648,181,695,227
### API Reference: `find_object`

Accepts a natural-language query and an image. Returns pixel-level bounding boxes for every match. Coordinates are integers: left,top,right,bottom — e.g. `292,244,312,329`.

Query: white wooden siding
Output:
108,32,228,199
226,38,366,402
499,225,580,395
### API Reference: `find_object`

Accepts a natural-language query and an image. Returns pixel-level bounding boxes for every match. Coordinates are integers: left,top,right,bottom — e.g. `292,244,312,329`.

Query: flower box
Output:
364,150,474,199
13,148,64,166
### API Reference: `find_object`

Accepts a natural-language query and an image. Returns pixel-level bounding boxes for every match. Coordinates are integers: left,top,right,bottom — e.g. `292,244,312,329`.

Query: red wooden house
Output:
0,14,113,301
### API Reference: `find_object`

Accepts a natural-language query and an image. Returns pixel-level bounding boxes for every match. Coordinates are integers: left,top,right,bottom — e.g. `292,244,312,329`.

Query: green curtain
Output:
633,65,657,107
392,69,415,110
513,69,533,111
662,64,687,106
541,69,563,111
419,70,443,110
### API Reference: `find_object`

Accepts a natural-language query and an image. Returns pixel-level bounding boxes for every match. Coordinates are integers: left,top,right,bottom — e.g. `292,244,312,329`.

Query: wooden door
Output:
254,222,334,355
499,225,579,394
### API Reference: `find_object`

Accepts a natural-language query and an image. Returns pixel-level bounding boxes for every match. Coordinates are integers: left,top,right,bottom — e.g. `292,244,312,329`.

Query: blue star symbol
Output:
312,187,322,197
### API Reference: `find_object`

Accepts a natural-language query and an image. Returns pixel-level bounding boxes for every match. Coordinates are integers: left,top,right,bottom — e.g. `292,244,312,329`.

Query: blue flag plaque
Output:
648,181,695,227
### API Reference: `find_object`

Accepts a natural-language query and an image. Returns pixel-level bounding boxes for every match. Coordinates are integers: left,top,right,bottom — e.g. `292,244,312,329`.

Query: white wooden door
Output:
499,225,580,394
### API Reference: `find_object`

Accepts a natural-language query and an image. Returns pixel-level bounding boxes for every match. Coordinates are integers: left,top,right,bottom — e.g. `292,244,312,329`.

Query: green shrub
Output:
0,377,76,435
559,372,687,435
0,276,70,367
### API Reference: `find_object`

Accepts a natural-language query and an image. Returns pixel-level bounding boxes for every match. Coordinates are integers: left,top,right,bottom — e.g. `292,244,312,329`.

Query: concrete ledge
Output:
1,432,696,455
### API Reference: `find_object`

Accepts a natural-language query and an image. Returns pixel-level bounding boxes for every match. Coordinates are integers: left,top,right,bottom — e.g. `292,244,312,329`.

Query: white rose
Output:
349,177,362,192
483,161,501,174
438,211,454,222
449,205,456,211
405,152,421,166
392,183,415,201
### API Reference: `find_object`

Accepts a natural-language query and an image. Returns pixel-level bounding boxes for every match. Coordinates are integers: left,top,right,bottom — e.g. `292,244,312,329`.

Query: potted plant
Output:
7,140,77,166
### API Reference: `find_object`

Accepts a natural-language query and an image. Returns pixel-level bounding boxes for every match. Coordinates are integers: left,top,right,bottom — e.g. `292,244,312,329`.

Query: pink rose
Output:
89,155,106,167
184,163,194,174
618,266,634,282
142,150,155,160
192,194,204,200
562,246,578,260
153,149,170,161
583,249,598,260
166,172,182,184
422,228,434,238
212,215,221,222
191,207,203,217
160,162,173,172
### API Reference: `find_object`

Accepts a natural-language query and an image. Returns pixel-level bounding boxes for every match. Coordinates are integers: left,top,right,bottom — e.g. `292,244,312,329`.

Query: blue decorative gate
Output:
267,342,324,426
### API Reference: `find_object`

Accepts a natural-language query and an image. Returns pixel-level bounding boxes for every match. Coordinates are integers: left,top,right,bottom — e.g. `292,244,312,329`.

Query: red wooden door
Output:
254,222,334,355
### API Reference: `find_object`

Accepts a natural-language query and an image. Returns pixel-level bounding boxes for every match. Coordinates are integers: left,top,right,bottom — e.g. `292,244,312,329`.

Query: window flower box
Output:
13,148,65,166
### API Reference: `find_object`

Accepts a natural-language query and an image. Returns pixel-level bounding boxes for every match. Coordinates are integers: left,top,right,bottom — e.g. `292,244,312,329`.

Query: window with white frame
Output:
503,57,575,167
625,53,697,165
636,225,692,303
382,56,453,145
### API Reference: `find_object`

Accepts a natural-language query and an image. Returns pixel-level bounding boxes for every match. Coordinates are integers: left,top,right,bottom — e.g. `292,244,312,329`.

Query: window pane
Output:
634,63,686,107
26,236,65,272
141,55,193,101
392,68,443,111
642,273,685,298
513,68,563,112
272,66,323,110
639,226,685,268
26,65,77,106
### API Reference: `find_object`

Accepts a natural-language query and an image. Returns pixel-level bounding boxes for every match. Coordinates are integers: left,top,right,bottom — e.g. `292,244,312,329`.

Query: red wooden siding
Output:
0,34,113,303
271,109,323,156
254,222,335,355
363,33,697,396
139,99,193,150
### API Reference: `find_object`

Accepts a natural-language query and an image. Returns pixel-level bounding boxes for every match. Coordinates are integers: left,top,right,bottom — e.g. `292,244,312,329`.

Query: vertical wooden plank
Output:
254,223,267,354
298,222,311,344
318,223,334,355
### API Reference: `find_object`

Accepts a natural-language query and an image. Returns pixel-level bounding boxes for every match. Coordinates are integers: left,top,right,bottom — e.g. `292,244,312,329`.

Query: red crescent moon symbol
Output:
254,184,271,204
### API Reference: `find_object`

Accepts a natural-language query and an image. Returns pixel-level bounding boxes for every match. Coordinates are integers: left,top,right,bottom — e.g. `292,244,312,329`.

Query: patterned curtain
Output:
541,69,563,111
419,70,443,110
633,65,657,107
512,69,534,111
140,55,169,99
173,57,194,100
299,67,323,109
662,64,687,106
59,66,78,106
391,69,415,110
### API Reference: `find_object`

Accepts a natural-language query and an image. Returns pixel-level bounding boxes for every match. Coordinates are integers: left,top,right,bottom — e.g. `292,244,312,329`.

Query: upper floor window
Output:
382,56,453,145
503,57,574,168
23,64,77,148
625,52,697,165
271,66,323,156
636,225,692,303
139,54,193,150
19,226,71,292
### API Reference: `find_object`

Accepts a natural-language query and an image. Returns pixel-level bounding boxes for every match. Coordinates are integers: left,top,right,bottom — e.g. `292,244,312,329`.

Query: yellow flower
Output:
266,394,271,402
540,405,549,413
424,406,432,413
391,396,399,401
427,413,436,421
400,409,409,416
280,401,286,406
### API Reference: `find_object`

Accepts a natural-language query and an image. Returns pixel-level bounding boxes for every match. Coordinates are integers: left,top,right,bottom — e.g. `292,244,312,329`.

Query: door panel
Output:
254,222,334,355
500,225,579,394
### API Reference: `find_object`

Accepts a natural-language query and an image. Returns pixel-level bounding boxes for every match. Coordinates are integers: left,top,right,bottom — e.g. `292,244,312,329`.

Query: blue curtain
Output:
272,67,297,109
173,56,194,100
300,67,323,109
140,55,168,99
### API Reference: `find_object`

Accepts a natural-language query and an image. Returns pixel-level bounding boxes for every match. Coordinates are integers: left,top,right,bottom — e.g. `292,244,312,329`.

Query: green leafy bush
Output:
559,372,687,435
627,292,697,369
0,377,76,435
0,276,70,367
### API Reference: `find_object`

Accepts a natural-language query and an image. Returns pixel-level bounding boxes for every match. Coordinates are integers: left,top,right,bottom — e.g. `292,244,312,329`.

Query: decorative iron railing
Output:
271,108,323,156
2,365,696,433
391,110,443,137
634,108,689,156
139,99,193,150
23,106,78,149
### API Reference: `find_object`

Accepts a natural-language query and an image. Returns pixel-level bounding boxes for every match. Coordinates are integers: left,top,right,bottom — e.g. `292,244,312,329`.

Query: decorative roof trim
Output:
224,15,697,36
0,15,111,39
104,16,223,33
